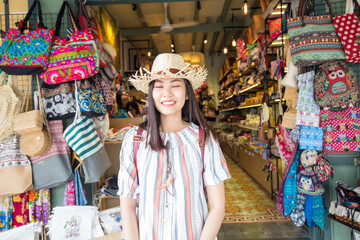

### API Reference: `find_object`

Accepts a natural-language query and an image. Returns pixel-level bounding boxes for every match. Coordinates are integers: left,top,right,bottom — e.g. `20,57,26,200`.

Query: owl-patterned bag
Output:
314,61,359,108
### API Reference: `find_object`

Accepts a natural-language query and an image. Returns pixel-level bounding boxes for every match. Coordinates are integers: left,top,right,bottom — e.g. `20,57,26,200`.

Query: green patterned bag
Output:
287,0,345,66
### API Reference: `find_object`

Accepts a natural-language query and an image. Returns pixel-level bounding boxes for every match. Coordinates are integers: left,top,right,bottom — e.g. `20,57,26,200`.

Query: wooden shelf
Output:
328,214,360,232
104,141,123,144
219,103,262,112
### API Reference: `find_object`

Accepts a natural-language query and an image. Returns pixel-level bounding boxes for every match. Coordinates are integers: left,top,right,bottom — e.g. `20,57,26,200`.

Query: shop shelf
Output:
238,83,263,94
218,94,235,103
218,68,233,83
105,141,123,144
219,102,263,112
328,214,360,232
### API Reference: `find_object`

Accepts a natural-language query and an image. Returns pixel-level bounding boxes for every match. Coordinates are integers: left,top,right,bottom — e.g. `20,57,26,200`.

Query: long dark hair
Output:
139,79,216,151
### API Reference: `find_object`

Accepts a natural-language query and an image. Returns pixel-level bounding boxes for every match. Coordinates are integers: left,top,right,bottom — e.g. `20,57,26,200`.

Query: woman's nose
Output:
162,86,173,97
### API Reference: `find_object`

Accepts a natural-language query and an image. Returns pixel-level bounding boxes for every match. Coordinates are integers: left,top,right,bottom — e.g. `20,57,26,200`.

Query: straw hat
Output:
0,73,21,141
129,53,208,93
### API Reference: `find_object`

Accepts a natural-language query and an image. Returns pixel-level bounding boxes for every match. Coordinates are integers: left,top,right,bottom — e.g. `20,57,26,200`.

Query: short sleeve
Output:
117,127,140,199
203,133,231,186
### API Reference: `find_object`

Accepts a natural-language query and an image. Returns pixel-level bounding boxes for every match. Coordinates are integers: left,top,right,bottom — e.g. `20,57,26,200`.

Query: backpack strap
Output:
133,127,143,184
199,127,206,195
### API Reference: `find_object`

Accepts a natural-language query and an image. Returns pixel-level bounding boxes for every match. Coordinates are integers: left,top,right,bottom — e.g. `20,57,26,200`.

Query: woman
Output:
118,53,230,240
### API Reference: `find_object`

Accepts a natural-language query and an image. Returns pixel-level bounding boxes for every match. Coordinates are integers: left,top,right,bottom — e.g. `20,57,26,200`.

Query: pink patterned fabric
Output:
40,29,99,84
320,107,360,153
276,125,296,164
64,179,76,206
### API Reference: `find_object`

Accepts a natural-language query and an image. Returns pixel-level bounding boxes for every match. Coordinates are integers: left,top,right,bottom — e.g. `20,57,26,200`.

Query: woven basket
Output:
20,129,51,156
14,110,44,134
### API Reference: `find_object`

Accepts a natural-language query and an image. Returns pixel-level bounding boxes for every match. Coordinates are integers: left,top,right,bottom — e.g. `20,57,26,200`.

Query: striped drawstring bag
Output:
63,116,102,161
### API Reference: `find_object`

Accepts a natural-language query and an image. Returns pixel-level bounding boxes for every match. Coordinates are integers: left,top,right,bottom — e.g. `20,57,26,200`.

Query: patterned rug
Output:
223,156,290,224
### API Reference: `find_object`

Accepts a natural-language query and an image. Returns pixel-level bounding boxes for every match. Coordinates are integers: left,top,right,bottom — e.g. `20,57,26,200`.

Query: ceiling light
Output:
243,0,249,15
204,39,207,44
171,43,174,48
232,38,236,47
171,49,175,52
223,46,228,55
147,50,151,57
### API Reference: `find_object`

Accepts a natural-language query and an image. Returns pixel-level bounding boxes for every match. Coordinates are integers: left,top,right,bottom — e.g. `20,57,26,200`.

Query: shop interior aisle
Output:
218,154,310,240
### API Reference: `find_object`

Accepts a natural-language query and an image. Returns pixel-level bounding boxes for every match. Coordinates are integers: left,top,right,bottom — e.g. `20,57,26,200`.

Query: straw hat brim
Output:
0,85,20,141
129,66,208,94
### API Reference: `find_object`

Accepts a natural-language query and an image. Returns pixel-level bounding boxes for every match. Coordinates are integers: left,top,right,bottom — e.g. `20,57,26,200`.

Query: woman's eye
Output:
154,85,163,88
172,85,180,88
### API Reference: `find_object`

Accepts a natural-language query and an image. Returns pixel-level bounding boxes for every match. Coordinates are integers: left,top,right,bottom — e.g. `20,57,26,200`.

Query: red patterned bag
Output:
40,1,99,84
313,153,334,182
333,0,360,63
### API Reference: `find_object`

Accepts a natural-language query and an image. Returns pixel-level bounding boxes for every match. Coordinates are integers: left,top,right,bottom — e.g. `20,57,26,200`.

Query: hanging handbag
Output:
334,0,360,63
0,72,22,141
40,1,99,84
78,1,106,67
14,77,44,135
299,125,324,151
314,61,359,109
19,76,52,157
0,135,34,197
76,80,106,117
74,147,111,184
313,152,334,182
0,0,54,75
63,115,103,161
29,120,73,190
287,0,345,66
282,104,297,130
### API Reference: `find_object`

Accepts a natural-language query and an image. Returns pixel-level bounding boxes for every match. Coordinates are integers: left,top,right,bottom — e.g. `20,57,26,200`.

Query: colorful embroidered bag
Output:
287,0,345,66
0,0,54,75
299,126,324,151
313,152,334,182
40,1,99,84
314,61,359,108
333,0,360,63
320,107,360,153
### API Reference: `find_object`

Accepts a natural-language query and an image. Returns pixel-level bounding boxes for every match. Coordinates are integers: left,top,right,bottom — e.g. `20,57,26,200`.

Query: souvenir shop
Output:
0,0,360,239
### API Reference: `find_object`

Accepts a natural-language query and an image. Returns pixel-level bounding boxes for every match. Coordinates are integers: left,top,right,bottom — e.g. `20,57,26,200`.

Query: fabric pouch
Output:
82,147,111,184
299,126,323,151
77,87,106,117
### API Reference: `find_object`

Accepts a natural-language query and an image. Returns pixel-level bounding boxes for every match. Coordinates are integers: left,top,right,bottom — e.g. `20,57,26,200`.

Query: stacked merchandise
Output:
276,0,360,234
0,1,121,238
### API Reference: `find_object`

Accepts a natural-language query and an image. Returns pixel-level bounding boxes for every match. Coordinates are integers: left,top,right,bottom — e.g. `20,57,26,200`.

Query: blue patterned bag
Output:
77,87,106,117
300,126,323,150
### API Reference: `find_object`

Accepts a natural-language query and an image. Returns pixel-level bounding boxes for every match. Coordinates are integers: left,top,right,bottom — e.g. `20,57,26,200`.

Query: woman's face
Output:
152,78,187,119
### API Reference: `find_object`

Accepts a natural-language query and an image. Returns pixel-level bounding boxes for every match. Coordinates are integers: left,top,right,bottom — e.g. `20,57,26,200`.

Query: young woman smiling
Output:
118,53,231,240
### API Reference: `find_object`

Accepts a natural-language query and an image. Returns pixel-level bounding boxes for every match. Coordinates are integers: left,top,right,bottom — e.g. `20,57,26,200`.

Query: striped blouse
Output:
117,123,231,240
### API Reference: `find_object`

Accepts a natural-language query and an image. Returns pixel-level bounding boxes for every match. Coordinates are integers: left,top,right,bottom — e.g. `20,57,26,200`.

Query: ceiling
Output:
86,0,262,56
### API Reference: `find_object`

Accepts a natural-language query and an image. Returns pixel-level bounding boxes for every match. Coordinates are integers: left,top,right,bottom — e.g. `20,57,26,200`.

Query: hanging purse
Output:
14,77,44,135
287,0,345,66
0,135,34,197
76,80,106,117
40,1,99,84
299,125,324,151
29,120,73,190
334,0,360,63
19,76,52,157
314,61,359,109
0,0,54,75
